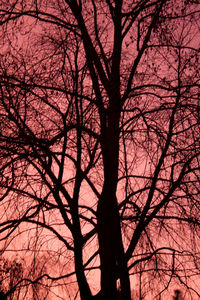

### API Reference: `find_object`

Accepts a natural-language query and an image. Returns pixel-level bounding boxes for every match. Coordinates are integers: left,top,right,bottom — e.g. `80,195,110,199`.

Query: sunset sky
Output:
0,1,200,299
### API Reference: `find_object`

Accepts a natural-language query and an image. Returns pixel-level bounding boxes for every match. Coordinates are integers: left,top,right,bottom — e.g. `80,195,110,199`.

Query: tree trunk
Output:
97,186,120,299
97,99,131,299
97,188,131,300
74,237,92,300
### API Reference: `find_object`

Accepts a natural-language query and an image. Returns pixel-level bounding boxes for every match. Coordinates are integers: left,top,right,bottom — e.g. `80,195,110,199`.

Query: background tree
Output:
0,254,55,299
0,0,200,299
173,289,183,300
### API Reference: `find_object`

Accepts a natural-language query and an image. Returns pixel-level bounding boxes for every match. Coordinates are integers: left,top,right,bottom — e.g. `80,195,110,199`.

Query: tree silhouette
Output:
0,255,53,300
0,291,7,300
173,289,183,300
0,1,200,299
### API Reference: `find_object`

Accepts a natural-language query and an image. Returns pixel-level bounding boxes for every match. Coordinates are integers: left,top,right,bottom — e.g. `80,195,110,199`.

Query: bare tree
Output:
0,254,54,300
172,289,184,300
0,0,200,299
